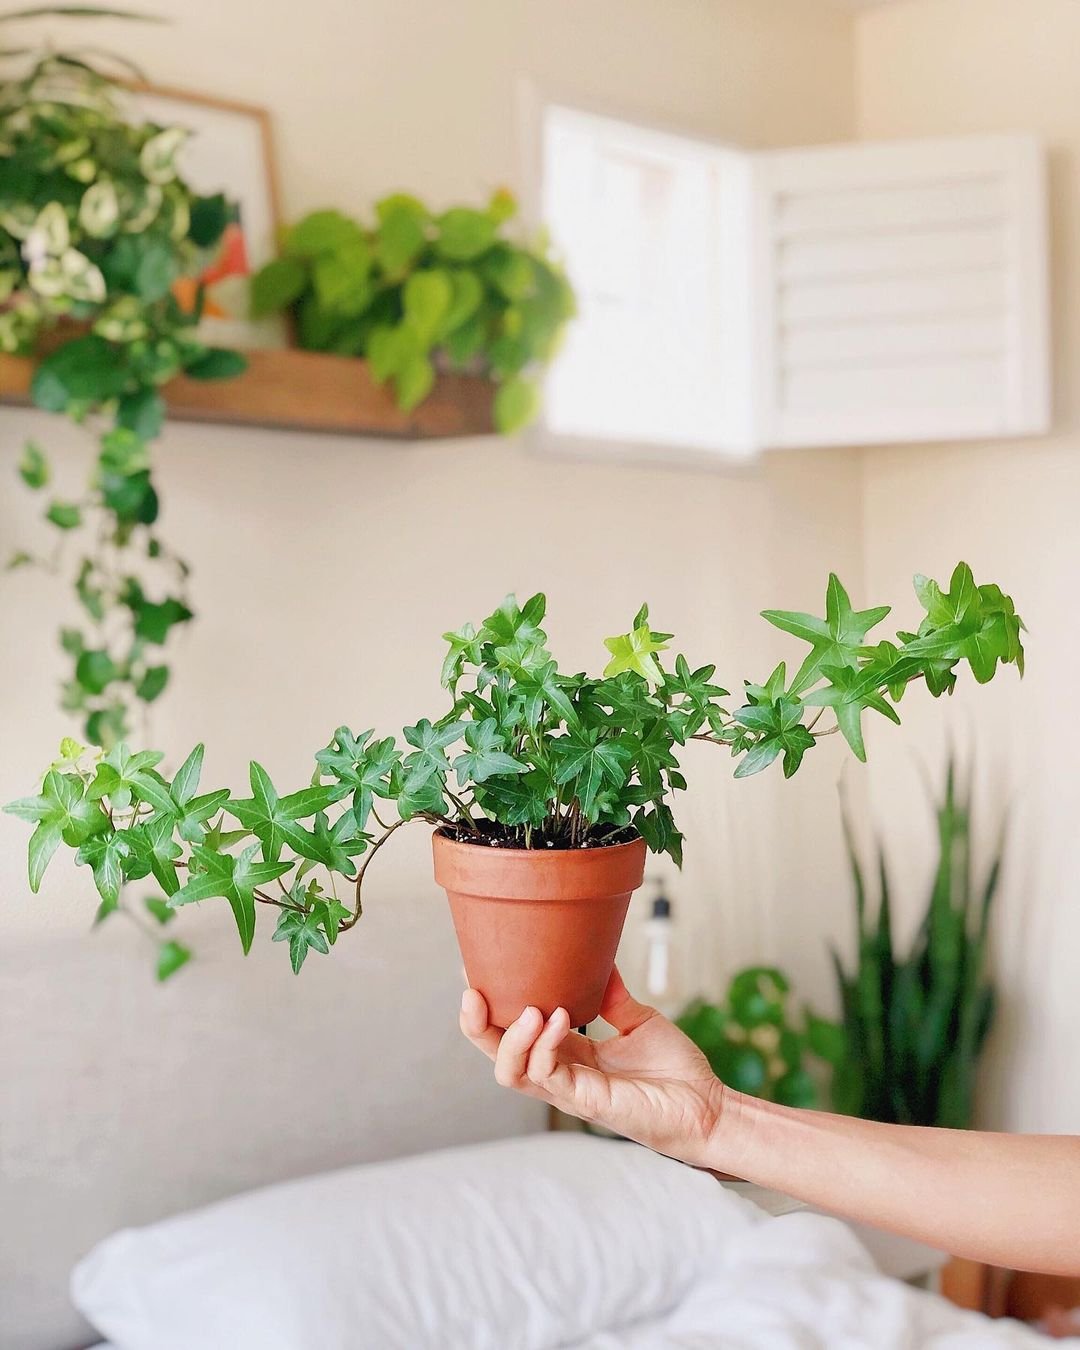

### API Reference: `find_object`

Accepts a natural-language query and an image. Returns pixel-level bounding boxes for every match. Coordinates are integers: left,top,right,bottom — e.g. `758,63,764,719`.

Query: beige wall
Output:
0,3,859,1346
854,0,1080,1136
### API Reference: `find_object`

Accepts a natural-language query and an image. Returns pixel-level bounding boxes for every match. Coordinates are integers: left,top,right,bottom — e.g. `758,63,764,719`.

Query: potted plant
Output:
250,193,575,433
829,757,1002,1128
2,29,245,748
7,563,1024,1026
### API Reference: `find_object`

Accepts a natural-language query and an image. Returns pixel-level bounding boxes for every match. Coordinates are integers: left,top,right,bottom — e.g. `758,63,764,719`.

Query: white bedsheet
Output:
87,1212,1070,1350
576,1212,1067,1349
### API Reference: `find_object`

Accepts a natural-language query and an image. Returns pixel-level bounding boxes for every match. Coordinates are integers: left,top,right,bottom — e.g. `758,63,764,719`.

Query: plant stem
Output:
341,817,412,932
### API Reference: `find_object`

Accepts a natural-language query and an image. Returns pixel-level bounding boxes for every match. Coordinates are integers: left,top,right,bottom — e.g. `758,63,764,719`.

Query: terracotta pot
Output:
433,831,647,1029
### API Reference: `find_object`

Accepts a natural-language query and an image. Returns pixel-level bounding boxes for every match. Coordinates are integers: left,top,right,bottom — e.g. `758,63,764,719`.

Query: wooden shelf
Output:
0,346,496,440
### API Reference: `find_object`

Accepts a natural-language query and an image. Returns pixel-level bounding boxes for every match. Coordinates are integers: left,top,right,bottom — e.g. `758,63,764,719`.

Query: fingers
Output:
459,989,501,1062
525,1007,573,1089
493,1005,544,1087
599,965,657,1035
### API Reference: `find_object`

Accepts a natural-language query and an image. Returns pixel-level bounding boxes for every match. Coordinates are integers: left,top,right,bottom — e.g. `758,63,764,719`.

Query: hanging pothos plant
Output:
2,36,245,750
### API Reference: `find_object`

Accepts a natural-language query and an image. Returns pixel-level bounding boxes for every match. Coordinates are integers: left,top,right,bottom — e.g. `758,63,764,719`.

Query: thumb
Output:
600,966,657,1034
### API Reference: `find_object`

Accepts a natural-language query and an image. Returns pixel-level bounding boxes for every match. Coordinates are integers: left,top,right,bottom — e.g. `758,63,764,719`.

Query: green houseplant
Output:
2,27,244,748
7,563,1024,1023
250,193,575,433
830,759,1001,1128
678,968,842,1109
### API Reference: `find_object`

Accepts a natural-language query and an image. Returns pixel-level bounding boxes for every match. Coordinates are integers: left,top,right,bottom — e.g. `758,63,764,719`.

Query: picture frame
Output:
125,82,288,350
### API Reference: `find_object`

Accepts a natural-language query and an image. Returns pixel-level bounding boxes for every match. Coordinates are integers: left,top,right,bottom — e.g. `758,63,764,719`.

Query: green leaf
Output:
189,192,229,248
46,501,82,529
493,376,540,434
403,268,452,341
171,842,291,954
6,769,108,890
135,665,169,702
117,387,165,440
453,718,527,785
76,830,131,905
130,596,193,644
134,237,177,301
375,201,428,276
156,939,191,982
394,354,435,412
402,719,466,792
31,336,130,412
552,726,635,817
227,762,343,862
603,618,671,688
286,209,365,258
436,207,496,261
305,808,370,878
183,348,247,380
251,256,307,316
272,906,330,974
762,574,890,696
19,441,49,489
75,649,118,696
144,896,175,925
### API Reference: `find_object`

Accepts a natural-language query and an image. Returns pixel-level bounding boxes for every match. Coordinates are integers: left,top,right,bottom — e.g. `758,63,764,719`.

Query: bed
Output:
74,1133,1068,1349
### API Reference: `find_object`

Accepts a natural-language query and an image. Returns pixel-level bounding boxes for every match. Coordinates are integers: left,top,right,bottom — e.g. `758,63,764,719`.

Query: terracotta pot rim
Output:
431,827,644,858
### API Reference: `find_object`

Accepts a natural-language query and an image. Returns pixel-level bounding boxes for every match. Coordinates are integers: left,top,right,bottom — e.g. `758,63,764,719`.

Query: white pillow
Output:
72,1133,759,1350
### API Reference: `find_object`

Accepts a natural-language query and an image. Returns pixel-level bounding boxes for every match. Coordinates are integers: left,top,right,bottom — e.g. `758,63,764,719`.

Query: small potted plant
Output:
7,563,1024,1026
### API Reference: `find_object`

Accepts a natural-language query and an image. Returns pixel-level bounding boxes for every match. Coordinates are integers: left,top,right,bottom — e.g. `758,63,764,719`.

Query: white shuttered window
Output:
539,106,1049,458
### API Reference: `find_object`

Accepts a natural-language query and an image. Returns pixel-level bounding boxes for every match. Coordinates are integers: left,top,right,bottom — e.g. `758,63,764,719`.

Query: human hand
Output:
460,967,730,1169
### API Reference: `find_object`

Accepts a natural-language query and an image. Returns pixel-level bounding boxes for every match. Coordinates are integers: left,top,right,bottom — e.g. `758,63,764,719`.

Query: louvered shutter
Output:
748,134,1050,449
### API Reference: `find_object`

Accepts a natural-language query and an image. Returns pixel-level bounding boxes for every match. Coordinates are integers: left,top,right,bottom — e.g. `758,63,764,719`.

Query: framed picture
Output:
126,83,287,350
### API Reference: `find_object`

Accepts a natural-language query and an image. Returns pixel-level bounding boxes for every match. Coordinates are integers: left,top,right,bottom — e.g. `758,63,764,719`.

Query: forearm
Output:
718,1092,1080,1275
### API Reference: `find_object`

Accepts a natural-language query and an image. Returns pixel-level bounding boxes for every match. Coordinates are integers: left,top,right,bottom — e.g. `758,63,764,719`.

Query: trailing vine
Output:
2,41,244,748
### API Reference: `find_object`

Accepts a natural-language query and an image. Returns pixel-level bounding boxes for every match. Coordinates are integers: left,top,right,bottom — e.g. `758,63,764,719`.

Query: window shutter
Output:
748,134,1050,449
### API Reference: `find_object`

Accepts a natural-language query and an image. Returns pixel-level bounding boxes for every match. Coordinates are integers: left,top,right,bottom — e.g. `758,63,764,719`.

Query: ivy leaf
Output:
762,574,891,696
733,696,815,779
144,896,175,925
227,762,344,863
5,770,109,890
272,907,330,974
402,719,466,791
76,830,131,905
453,719,526,785
475,768,552,828
603,611,672,687
803,665,901,762
171,843,291,954
634,801,684,866
156,939,191,982
440,621,484,689
126,813,183,895
313,896,351,945
306,808,370,878
634,719,680,795
552,727,635,817
86,742,170,814
511,659,576,728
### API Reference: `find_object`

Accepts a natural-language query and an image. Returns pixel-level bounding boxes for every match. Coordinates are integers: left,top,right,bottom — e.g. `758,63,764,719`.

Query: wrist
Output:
705,1084,764,1178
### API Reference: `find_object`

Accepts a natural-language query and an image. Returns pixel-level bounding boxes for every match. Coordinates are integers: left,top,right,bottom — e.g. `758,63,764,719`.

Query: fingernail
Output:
520,1005,540,1025
460,991,469,1013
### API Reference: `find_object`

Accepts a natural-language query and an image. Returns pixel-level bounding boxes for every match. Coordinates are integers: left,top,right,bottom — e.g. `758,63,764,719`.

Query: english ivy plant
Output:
2,34,245,748
7,563,1024,977
250,192,575,433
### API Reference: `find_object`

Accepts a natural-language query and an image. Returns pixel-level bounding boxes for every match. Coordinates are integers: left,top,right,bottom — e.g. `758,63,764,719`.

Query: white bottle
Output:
641,880,682,1018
